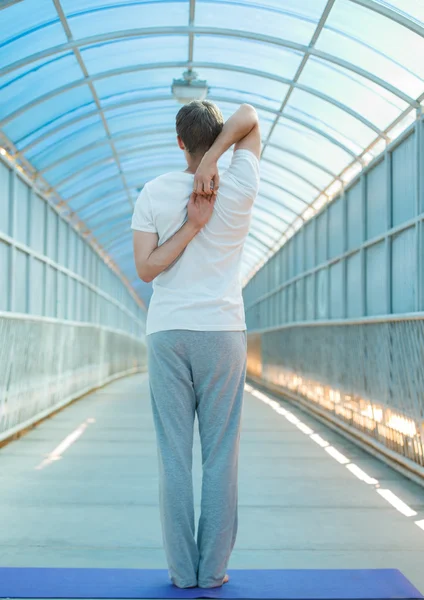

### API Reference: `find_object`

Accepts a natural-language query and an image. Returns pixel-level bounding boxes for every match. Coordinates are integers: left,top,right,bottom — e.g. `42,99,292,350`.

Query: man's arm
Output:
133,193,215,283
193,104,260,196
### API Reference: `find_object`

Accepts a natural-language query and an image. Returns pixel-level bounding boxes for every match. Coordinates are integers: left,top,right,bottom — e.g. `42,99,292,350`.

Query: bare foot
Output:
198,574,230,588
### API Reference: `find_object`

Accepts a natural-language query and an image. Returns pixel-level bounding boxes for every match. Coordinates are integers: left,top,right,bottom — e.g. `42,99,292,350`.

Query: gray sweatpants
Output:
147,329,247,589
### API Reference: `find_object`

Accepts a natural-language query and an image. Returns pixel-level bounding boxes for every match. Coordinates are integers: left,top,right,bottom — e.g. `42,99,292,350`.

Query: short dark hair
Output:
176,100,224,156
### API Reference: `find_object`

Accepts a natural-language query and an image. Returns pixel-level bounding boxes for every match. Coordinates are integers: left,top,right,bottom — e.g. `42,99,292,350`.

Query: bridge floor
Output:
0,373,423,596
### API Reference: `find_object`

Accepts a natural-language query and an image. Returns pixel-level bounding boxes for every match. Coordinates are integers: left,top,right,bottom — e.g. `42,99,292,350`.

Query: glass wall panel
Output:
346,252,362,318
0,242,10,311
304,220,315,271
57,271,68,319
392,227,416,313
29,194,46,255
46,208,58,262
366,159,388,240
328,197,344,258
392,133,416,227
15,178,30,246
305,274,315,320
316,268,328,319
29,257,44,315
45,265,57,318
330,260,343,318
366,241,387,315
316,211,327,264
346,180,363,250
295,279,304,321
0,162,11,236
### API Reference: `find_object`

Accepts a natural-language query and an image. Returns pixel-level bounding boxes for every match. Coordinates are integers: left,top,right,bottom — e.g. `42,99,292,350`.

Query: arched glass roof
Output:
1,0,423,304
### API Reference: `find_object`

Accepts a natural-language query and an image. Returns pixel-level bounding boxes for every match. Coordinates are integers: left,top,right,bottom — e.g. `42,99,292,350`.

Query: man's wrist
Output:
202,148,220,165
185,220,202,236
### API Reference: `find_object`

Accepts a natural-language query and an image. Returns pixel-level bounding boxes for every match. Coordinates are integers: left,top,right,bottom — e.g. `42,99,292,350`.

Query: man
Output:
131,101,260,589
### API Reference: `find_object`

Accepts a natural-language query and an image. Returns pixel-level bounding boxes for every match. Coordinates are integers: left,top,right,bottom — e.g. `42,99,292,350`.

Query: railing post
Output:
416,111,423,312
342,189,347,319
9,168,17,313
360,173,367,316
385,148,392,315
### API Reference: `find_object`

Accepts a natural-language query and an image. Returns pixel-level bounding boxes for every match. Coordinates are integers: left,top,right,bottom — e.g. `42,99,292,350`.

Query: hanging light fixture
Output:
172,69,209,104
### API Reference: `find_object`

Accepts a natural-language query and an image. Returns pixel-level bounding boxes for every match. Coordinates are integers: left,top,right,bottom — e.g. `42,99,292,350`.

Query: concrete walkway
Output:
0,373,423,595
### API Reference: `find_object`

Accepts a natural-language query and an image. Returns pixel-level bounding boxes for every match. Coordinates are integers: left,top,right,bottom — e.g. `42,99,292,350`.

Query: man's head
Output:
176,100,224,160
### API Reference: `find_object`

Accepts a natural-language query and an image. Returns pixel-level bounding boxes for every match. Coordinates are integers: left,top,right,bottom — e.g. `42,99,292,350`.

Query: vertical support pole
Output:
313,212,317,321
299,228,305,322
341,189,347,319
9,168,17,313
360,173,367,316
416,112,423,312
43,193,49,318
265,258,269,328
303,219,308,323
385,149,392,315
40,190,47,317
63,222,69,321
25,186,32,315
325,204,330,320
54,206,60,320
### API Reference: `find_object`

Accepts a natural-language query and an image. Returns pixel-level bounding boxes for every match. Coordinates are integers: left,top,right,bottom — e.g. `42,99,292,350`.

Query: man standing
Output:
132,101,260,589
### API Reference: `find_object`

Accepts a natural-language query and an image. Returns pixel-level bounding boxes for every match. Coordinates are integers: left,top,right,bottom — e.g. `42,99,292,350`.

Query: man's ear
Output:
177,136,185,150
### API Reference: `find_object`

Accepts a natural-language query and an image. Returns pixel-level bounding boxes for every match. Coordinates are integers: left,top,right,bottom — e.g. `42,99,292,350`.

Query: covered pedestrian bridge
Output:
0,0,424,597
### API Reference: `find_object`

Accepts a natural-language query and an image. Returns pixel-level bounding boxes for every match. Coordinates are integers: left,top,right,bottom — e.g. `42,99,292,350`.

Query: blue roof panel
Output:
64,1,188,37
3,86,95,143
80,37,189,75
0,1,66,69
0,0,422,291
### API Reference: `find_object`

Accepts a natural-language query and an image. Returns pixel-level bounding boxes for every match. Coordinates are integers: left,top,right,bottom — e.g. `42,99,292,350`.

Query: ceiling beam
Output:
32,109,355,184
265,143,339,179
188,0,195,65
2,60,392,141
53,153,313,220
52,0,133,210
49,143,323,198
248,232,274,250
83,192,291,241
85,209,132,232
252,203,293,227
262,0,338,159
47,142,175,187
348,0,424,38
1,27,418,108
0,0,23,8
101,227,132,249
19,91,371,160
63,163,183,204
251,212,287,235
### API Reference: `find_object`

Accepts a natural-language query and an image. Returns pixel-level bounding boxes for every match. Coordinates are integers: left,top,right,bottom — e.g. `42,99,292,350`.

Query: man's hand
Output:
193,155,220,197
187,192,216,230
133,196,212,283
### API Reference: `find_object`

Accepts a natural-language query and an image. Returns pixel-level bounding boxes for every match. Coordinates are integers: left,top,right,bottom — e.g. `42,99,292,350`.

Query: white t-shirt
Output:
131,149,260,335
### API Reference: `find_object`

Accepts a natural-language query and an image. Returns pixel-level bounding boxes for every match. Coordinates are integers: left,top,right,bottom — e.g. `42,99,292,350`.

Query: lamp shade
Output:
172,69,209,104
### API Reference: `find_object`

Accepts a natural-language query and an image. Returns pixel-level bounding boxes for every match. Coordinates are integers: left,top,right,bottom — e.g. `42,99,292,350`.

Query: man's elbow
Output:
241,104,259,126
136,264,154,284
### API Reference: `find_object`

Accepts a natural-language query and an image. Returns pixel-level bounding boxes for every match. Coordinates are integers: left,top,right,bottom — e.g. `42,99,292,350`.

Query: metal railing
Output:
0,313,147,442
247,315,424,470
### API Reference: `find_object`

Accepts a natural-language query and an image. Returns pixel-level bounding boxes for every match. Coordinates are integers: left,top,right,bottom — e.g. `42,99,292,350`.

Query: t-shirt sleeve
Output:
218,148,260,212
131,186,156,233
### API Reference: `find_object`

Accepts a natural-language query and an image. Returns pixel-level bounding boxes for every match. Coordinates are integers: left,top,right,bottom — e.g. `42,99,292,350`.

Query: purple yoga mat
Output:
0,567,422,599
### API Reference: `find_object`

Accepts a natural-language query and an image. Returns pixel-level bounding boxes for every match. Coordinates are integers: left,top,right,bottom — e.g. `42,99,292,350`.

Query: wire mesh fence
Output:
0,314,147,442
248,318,424,467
